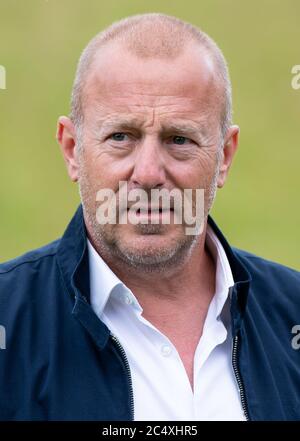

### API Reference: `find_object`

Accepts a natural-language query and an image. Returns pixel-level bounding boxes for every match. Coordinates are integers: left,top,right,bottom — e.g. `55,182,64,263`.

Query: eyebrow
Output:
96,116,142,131
160,123,209,139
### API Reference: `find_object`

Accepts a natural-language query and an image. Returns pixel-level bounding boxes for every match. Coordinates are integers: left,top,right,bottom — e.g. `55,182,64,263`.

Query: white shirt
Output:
88,224,246,421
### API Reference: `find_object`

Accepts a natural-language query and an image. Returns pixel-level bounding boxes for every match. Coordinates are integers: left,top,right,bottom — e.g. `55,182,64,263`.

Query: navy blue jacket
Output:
0,205,300,421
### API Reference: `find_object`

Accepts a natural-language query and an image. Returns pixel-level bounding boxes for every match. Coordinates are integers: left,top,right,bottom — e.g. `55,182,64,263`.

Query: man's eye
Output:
172,136,189,145
110,133,127,141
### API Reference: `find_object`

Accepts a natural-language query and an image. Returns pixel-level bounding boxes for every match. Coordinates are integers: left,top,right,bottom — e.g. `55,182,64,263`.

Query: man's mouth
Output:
127,207,174,214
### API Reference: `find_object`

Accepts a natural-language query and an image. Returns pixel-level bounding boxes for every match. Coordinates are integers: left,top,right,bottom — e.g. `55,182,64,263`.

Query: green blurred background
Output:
0,0,299,269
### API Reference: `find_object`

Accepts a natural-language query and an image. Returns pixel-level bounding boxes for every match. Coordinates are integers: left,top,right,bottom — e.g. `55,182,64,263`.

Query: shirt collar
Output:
88,222,235,321
87,240,130,318
204,223,235,330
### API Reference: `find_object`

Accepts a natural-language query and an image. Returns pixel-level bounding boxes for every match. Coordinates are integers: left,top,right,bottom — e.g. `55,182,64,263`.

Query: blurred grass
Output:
0,0,299,270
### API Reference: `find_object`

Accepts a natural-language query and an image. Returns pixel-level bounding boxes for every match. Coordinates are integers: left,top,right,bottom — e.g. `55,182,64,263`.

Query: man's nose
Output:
130,138,166,188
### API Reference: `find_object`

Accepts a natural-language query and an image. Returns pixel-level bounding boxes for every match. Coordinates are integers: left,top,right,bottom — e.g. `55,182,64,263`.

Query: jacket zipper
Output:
232,334,250,421
110,333,134,421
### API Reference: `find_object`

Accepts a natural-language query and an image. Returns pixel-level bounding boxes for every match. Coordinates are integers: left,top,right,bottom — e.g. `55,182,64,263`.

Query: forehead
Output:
83,43,220,126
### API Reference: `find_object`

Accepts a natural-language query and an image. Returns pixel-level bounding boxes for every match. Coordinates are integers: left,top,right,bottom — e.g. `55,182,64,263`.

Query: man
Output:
0,13,299,421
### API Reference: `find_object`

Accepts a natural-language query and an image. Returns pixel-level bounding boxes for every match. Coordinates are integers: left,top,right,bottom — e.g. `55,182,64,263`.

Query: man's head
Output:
57,13,239,272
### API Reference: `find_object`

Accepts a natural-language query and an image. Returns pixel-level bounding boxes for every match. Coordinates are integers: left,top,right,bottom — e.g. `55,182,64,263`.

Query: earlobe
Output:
56,116,79,182
217,147,229,189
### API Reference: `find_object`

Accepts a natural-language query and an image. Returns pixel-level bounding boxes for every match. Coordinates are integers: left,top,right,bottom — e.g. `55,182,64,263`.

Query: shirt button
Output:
161,344,172,357
124,294,132,305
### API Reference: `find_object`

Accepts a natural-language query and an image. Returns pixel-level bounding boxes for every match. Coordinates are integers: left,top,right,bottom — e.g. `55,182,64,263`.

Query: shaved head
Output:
70,13,232,143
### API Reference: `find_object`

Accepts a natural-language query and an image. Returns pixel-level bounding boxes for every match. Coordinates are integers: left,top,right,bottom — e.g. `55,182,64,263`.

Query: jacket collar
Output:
207,216,252,334
207,216,252,290
57,204,252,338
57,204,89,302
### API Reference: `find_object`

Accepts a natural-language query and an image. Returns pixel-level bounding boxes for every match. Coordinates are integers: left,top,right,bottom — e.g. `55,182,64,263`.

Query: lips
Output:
128,207,174,213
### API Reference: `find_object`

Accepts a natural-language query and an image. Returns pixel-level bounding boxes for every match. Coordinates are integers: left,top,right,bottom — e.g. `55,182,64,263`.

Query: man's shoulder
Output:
0,239,61,276
232,246,300,287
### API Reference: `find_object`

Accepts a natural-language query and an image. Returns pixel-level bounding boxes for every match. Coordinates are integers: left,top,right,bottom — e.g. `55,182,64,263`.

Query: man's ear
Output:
56,116,80,182
217,125,239,188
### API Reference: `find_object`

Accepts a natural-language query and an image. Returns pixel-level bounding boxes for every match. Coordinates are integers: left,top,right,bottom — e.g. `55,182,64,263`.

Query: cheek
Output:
175,159,217,191
79,150,114,190
92,148,134,183
193,152,219,186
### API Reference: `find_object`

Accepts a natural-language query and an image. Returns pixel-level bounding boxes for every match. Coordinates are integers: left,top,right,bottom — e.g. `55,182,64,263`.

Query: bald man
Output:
0,13,300,421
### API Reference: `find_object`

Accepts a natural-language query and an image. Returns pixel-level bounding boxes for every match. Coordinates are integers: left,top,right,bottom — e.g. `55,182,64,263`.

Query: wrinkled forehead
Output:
82,42,222,125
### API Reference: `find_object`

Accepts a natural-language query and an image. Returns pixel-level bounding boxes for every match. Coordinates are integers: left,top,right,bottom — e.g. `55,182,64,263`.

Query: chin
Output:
120,225,183,248
114,228,196,270
120,234,176,254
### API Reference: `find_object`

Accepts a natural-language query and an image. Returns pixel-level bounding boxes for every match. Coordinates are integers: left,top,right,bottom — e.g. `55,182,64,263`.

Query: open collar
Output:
57,204,252,341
